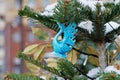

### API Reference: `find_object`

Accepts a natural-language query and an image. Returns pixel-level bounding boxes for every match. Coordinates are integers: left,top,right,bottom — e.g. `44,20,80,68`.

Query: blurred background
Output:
0,0,120,79
0,0,57,78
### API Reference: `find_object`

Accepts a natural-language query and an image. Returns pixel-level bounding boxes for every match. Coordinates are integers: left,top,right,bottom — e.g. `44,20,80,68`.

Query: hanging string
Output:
74,65,96,80
73,47,98,58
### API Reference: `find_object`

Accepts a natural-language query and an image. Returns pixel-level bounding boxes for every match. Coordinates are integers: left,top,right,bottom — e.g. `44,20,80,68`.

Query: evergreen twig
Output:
74,65,95,80
18,52,67,79
18,6,59,32
5,73,43,80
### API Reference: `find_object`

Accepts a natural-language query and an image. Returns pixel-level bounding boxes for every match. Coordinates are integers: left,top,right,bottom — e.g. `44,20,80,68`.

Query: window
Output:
28,19,36,28
14,0,21,9
0,31,3,35
12,16,21,27
0,35,4,46
13,32,21,43
14,57,21,65
0,48,5,59
43,0,50,6
0,60,4,73
28,0,36,8
28,32,35,43
13,57,21,74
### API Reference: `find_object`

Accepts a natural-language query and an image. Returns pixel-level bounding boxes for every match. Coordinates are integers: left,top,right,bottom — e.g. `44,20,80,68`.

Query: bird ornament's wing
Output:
63,22,78,47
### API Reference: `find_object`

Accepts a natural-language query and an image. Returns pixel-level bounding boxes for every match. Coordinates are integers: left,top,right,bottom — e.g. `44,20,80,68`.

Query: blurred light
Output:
14,57,21,65
13,32,21,43
12,16,21,27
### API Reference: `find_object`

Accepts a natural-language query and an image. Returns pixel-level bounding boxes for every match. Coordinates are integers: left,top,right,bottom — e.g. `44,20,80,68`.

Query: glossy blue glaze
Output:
52,22,78,58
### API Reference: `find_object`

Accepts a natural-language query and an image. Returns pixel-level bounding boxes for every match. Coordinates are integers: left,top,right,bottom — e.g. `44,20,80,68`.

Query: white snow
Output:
40,3,57,16
105,21,120,34
44,51,58,58
87,67,100,78
41,0,104,16
77,0,104,11
40,0,120,80
87,66,120,80
40,76,46,80
41,0,120,16
114,0,120,4
78,21,120,35
77,0,120,11
41,1,120,35
104,66,120,74
78,20,94,34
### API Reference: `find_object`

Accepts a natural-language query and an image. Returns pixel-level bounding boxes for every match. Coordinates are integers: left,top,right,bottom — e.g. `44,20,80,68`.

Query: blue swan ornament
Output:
52,22,78,58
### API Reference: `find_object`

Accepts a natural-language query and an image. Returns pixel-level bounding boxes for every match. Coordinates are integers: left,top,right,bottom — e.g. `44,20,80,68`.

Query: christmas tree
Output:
5,0,120,80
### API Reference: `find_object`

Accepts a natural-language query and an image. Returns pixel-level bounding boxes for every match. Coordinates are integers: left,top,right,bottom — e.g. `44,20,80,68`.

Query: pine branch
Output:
72,75,88,80
77,3,93,21
18,6,59,32
76,27,93,41
5,74,43,80
103,2,120,23
57,59,79,79
18,52,67,79
105,26,120,42
18,1,120,43
90,3,106,42
74,66,95,80
100,72,120,80
53,0,81,24
18,53,96,80
18,6,90,42
74,65,95,80
57,59,96,80
80,2,120,42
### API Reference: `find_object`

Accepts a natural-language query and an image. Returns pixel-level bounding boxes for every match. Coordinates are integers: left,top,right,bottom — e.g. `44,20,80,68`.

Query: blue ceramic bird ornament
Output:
52,22,78,58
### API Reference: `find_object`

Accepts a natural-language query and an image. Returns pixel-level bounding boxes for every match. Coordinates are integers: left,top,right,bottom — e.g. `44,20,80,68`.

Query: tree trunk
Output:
97,42,107,70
